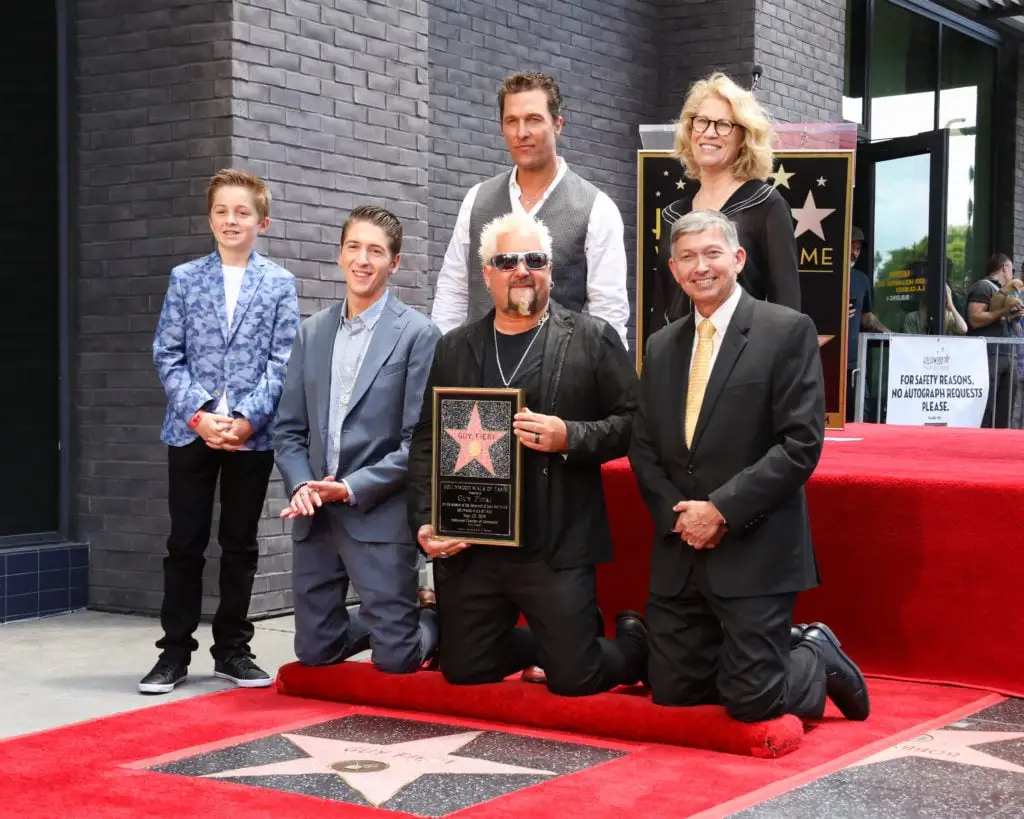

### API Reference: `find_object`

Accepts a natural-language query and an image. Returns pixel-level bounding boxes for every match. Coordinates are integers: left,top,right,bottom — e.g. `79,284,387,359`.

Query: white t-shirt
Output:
214,265,246,415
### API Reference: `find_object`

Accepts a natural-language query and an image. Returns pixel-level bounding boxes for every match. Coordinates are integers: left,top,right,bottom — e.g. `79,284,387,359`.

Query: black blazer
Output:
652,180,801,330
407,301,638,569
629,289,824,598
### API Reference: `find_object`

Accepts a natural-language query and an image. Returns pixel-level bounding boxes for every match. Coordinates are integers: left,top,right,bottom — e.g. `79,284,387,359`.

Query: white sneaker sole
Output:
138,674,186,694
214,671,273,688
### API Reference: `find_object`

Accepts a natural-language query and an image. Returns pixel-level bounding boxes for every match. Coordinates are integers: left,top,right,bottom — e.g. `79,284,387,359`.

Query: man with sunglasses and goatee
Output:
407,212,648,696
431,71,630,349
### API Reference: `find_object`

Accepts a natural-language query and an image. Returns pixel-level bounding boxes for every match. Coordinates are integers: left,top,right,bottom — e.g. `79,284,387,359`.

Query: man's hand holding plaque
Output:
512,407,568,453
416,524,470,560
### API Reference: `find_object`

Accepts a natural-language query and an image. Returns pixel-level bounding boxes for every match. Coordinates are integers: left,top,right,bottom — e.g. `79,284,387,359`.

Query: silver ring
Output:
534,432,541,443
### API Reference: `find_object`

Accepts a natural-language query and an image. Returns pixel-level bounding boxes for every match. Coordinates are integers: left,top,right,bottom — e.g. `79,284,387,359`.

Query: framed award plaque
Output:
431,387,524,547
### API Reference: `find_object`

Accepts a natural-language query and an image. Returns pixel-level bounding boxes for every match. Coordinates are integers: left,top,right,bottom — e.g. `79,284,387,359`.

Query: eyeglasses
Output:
691,115,739,137
489,251,550,271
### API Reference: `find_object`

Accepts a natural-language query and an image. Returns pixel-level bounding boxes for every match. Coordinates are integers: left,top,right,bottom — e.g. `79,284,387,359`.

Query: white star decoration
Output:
663,170,670,176
791,191,835,240
769,164,795,188
206,730,555,806
655,190,661,197
850,729,1024,774
676,179,686,191
816,176,827,187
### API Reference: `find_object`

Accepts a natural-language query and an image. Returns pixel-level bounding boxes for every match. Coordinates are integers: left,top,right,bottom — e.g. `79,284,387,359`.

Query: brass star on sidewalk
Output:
851,729,1024,774
207,730,555,807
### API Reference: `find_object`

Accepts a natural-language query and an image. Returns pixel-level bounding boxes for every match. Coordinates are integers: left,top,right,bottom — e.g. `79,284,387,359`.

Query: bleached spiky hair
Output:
478,212,554,268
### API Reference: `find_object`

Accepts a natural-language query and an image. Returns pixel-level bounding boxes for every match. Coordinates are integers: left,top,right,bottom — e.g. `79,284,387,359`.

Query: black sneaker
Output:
139,658,188,695
214,655,273,688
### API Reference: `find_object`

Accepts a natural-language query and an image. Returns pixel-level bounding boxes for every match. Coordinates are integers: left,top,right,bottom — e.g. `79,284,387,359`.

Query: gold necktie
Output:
685,320,717,447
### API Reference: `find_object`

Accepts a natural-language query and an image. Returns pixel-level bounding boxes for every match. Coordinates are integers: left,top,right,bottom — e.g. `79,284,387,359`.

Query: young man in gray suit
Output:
273,205,441,673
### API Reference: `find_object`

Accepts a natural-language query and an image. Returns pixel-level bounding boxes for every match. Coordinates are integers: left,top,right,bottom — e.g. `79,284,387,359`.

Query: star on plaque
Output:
850,729,1024,774
206,730,556,807
655,190,661,197
769,164,795,189
791,191,836,240
676,179,686,191
663,169,670,176
816,176,827,187
445,403,506,475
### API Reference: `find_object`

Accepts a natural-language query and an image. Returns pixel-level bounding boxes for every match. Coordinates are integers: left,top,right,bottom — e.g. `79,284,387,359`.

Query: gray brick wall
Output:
75,0,236,616
754,0,845,123
426,0,660,347
655,0,757,123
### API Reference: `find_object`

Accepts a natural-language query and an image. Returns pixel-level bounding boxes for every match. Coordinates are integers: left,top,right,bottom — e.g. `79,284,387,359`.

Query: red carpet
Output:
276,662,804,757
0,681,996,818
598,423,1024,698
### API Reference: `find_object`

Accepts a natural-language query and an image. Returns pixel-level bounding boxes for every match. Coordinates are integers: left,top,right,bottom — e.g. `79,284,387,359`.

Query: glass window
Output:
940,26,996,314
0,3,59,538
869,0,939,140
843,0,867,124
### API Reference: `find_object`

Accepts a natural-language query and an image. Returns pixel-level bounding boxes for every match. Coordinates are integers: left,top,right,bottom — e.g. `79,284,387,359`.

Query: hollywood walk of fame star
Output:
206,730,556,807
676,178,686,190
816,176,827,187
791,191,836,241
769,164,795,189
445,403,506,475
850,729,1024,774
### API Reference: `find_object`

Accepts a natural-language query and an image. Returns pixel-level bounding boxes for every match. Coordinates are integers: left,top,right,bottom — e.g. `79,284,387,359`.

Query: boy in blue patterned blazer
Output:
141,169,300,694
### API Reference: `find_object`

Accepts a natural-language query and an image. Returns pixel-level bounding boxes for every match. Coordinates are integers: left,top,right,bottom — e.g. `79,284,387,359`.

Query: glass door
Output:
852,128,950,420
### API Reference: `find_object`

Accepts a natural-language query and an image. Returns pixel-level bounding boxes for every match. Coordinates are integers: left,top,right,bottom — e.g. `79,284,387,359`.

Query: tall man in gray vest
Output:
431,71,630,348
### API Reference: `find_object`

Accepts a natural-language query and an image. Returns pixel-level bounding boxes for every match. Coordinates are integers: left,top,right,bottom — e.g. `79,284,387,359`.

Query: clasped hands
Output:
280,477,350,519
673,500,727,549
195,412,253,451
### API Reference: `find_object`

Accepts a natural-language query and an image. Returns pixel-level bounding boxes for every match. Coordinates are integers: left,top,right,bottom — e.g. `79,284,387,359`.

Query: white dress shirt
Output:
214,265,246,415
430,159,630,348
691,282,743,375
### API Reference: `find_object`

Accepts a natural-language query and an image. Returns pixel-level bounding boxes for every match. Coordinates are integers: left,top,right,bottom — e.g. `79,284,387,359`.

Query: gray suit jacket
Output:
272,295,441,544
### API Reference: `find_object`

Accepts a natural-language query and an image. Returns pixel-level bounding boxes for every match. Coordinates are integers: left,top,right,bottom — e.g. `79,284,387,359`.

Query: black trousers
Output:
434,548,642,696
157,439,275,664
647,559,826,722
984,356,1013,429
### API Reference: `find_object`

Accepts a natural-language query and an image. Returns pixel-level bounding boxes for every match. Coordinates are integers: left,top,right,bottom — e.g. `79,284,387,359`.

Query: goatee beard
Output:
506,286,538,317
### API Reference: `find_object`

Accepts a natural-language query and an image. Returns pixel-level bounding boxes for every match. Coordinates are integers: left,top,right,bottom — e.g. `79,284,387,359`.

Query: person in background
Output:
653,72,800,331
902,284,968,336
144,169,299,695
431,71,629,348
847,226,889,421
967,253,1021,428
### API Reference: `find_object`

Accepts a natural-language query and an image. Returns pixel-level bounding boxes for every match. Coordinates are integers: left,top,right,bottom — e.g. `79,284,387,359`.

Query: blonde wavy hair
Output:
672,72,775,182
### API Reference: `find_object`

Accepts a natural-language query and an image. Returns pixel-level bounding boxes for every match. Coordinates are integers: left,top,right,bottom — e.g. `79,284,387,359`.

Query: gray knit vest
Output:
467,168,598,323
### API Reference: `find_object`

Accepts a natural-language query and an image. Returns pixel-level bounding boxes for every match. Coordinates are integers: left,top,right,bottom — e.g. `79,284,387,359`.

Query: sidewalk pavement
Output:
0,610,301,740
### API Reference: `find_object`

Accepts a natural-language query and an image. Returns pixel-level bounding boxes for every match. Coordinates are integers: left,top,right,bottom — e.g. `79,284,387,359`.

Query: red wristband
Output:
188,410,205,430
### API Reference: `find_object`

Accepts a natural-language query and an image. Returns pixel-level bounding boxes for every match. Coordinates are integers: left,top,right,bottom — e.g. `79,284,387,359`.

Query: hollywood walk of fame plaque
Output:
431,387,524,547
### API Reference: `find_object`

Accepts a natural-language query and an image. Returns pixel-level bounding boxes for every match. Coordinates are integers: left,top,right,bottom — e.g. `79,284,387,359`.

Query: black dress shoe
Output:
790,623,808,649
802,622,870,721
139,658,188,695
615,610,649,686
214,655,273,688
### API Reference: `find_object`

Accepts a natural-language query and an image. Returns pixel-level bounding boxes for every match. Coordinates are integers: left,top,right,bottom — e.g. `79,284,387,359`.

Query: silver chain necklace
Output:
494,312,549,387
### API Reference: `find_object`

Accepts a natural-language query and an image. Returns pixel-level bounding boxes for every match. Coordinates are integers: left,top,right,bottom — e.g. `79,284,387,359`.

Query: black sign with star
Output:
636,151,854,429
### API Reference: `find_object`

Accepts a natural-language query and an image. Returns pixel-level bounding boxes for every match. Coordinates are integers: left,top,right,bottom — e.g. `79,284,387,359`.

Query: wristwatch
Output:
187,409,205,430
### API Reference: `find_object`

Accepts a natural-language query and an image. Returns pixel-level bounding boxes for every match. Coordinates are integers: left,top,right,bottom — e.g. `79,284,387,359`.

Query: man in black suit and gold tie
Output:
629,209,869,723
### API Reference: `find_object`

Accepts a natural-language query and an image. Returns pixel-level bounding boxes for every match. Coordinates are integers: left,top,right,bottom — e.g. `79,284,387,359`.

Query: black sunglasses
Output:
489,251,550,271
